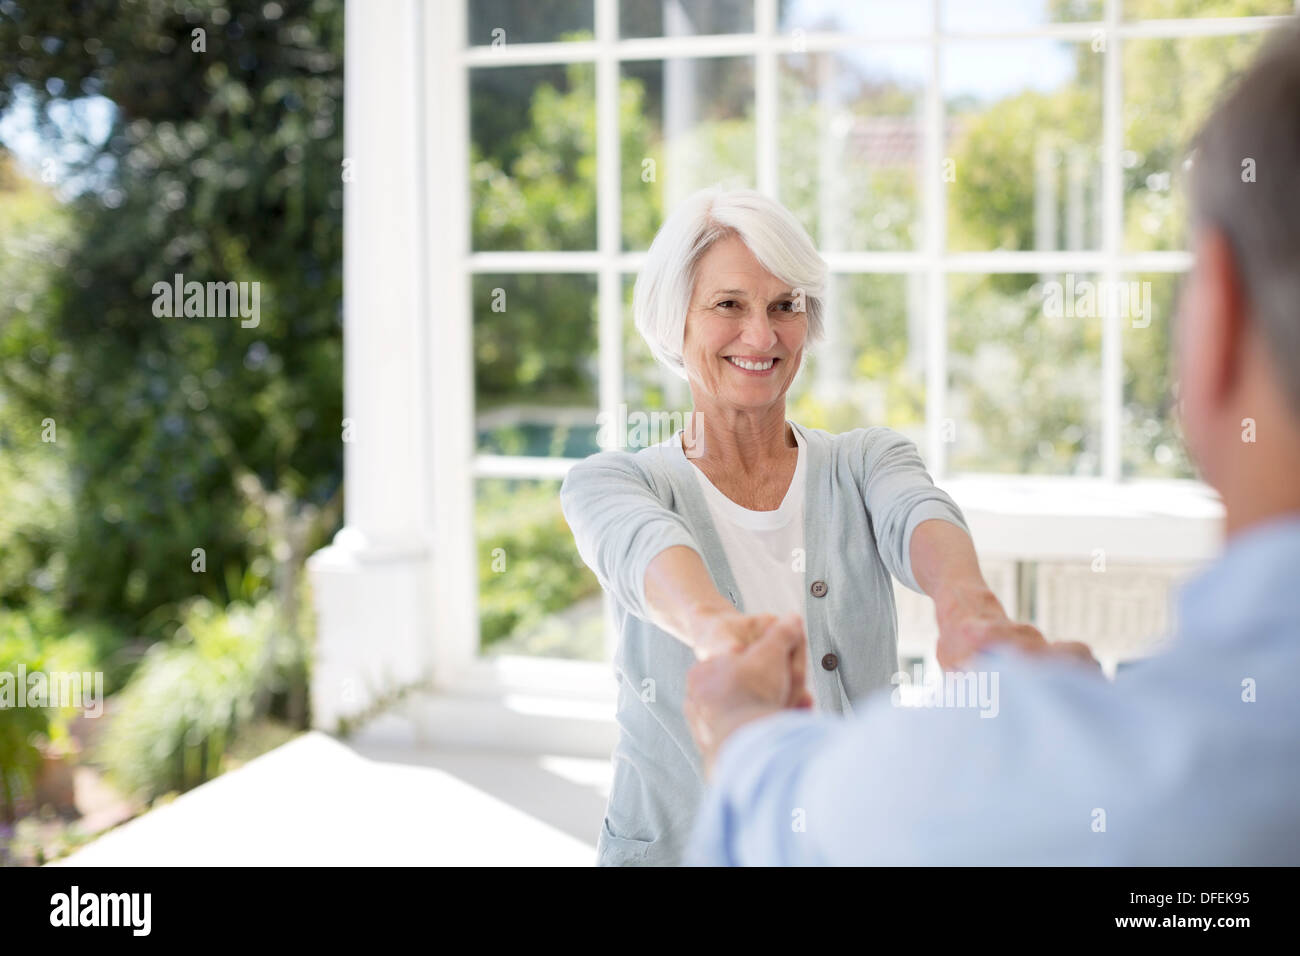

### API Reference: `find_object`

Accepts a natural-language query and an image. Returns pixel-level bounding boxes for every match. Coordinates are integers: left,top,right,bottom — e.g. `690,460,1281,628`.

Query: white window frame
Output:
424,0,1294,714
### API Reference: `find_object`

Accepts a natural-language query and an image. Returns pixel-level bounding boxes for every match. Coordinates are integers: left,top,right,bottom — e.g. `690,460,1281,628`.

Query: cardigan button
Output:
821,653,839,671
810,580,828,598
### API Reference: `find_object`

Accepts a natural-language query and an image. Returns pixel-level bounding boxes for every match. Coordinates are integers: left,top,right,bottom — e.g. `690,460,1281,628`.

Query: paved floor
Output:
54,730,611,866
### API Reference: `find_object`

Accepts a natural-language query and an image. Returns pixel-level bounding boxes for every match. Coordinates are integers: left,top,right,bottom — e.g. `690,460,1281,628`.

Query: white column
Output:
307,0,438,732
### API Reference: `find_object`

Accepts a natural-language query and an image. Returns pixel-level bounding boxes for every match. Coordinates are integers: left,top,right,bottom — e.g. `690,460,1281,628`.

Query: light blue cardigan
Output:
559,421,969,866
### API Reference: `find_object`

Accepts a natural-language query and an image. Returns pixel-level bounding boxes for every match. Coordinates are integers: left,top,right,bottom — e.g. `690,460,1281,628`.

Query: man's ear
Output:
1194,227,1249,408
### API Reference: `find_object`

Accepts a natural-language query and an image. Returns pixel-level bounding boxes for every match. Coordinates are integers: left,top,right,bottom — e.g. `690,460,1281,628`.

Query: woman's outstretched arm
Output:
644,546,805,675
910,518,1097,670
561,452,800,665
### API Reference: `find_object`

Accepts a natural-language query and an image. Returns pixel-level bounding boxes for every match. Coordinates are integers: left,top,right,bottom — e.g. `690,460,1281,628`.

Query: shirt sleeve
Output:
560,449,705,623
684,711,839,866
686,647,1136,866
856,428,969,593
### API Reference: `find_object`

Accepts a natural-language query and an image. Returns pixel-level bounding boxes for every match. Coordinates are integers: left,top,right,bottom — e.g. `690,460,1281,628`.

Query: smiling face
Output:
681,233,808,415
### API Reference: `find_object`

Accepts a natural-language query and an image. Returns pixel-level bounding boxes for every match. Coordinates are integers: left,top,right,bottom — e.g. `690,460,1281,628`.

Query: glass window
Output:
779,48,927,252
947,273,1102,475
477,477,604,661
458,1,1283,663
621,0,754,38
943,0,1104,31
621,56,756,251
946,39,1103,253
1123,0,1291,19
788,274,927,447
780,0,932,35
473,274,600,459
468,0,594,46
1122,32,1269,253
471,64,597,252
1123,272,1193,478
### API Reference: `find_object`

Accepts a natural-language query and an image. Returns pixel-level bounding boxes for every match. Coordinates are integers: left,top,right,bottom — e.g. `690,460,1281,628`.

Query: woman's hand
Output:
693,610,815,706
912,520,1099,672
693,608,777,660
646,546,811,688
934,583,1045,670
934,582,1099,672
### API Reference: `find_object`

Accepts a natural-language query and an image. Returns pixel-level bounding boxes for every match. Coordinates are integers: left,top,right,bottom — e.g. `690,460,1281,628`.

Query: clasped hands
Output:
684,589,1098,775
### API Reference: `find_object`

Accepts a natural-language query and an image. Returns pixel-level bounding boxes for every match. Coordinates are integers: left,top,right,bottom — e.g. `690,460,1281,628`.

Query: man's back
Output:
688,517,1300,865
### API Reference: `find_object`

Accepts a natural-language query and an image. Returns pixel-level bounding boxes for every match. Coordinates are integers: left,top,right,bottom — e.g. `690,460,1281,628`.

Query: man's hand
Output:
685,613,813,776
934,583,1099,672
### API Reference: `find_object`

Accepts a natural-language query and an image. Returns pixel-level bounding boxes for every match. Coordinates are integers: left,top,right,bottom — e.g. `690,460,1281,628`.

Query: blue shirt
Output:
687,516,1300,865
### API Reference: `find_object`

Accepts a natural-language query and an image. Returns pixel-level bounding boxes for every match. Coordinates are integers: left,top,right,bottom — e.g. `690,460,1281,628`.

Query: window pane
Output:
1123,0,1291,18
780,0,932,34
471,64,596,251
477,478,604,661
779,49,926,252
947,273,1102,475
468,0,594,46
943,0,1102,31
621,56,756,251
945,40,1102,252
1122,32,1269,253
621,0,753,38
474,274,600,458
788,275,927,446
1123,272,1194,478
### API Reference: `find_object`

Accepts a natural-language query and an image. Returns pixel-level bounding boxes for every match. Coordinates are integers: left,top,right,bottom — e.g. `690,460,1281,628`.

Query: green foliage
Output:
95,597,277,800
1123,272,1192,477
472,61,598,252
0,604,105,822
948,274,1102,474
0,154,74,611
0,628,53,824
1121,29,1269,253
0,0,344,626
476,479,601,656
948,87,1100,255
474,273,598,410
1123,0,1291,16
470,59,661,436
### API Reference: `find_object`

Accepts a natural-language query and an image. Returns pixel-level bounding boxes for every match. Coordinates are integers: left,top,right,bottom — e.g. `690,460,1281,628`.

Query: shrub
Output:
0,605,101,823
95,597,279,801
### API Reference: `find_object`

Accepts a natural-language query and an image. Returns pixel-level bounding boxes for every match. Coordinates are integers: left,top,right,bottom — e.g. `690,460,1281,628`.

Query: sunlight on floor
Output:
53,732,610,867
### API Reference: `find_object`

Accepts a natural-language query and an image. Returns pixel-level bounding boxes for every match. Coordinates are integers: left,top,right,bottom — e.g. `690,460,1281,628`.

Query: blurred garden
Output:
0,0,342,864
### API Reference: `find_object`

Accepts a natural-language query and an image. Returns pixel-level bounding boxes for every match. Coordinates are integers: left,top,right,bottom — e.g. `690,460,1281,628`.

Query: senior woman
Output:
561,186,1061,867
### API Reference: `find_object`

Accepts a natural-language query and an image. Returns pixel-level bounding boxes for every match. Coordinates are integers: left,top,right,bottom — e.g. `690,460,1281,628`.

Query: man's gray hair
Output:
1189,22,1300,416
632,186,828,379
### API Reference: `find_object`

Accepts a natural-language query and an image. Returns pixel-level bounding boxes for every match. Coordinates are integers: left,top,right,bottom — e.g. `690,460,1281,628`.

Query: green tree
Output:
0,0,344,653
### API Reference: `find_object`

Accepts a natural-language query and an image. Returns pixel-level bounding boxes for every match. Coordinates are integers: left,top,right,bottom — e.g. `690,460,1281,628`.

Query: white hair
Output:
632,186,827,379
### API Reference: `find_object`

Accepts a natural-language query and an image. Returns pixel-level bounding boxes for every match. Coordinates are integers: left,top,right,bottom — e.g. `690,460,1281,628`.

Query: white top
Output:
689,426,814,703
